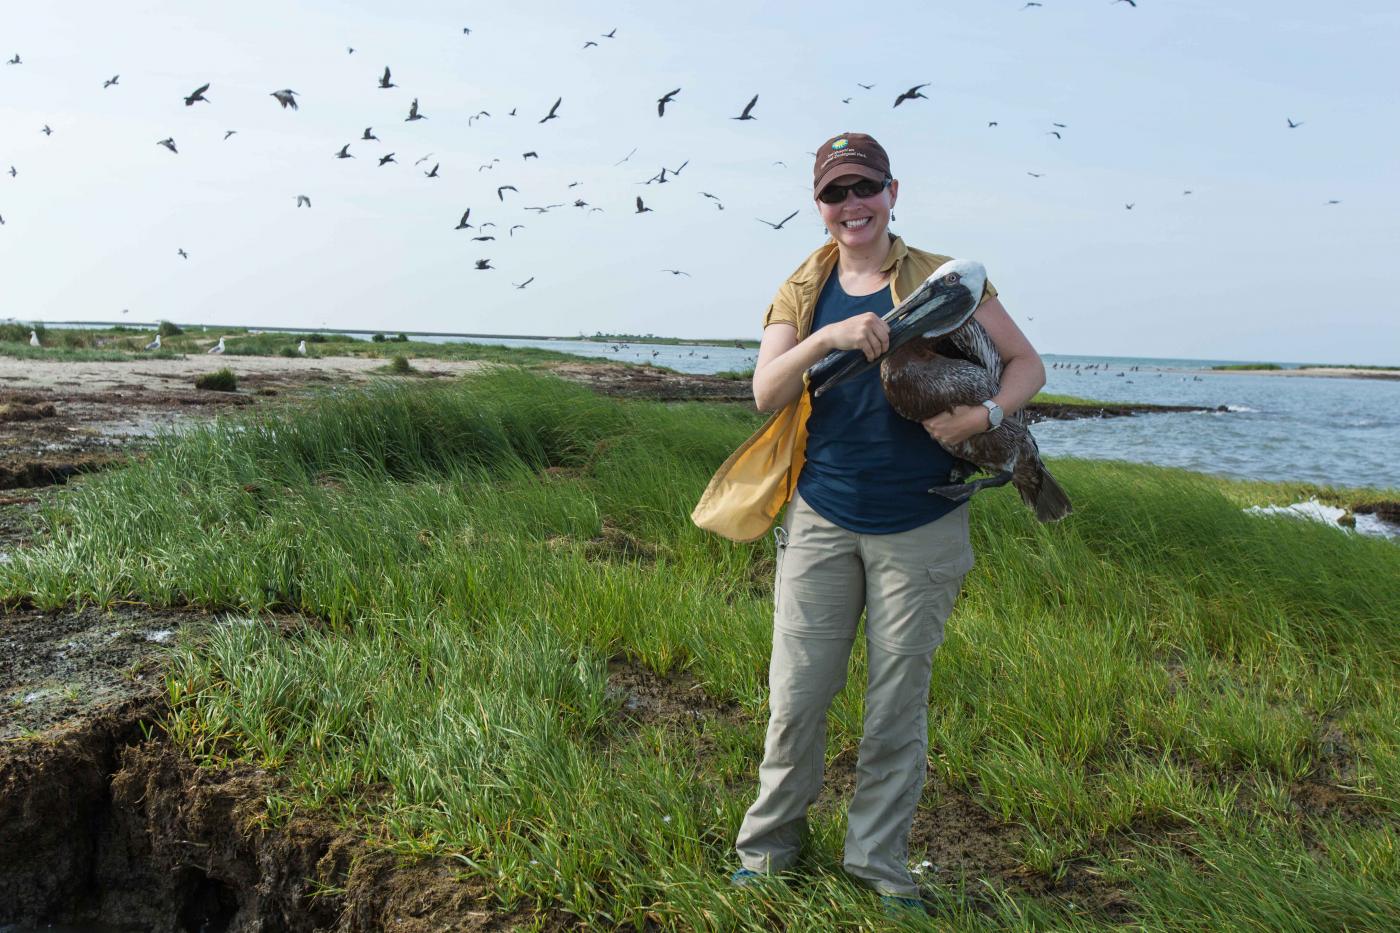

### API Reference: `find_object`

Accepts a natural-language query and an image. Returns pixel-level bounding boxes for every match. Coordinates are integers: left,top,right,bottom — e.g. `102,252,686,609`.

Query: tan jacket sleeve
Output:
761,277,802,330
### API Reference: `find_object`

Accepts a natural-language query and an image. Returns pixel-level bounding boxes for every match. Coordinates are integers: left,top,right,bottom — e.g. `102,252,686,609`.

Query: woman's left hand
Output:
922,405,990,446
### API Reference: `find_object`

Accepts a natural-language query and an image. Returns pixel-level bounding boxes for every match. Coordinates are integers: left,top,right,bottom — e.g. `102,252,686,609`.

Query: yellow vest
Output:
690,236,996,542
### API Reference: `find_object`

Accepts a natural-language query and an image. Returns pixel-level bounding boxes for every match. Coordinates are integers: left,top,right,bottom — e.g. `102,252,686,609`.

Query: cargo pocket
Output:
924,548,976,645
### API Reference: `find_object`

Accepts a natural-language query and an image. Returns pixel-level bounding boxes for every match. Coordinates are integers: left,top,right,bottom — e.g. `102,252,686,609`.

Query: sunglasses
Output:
816,177,891,204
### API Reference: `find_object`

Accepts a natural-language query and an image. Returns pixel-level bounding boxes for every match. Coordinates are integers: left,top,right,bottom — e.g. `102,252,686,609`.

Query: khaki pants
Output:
734,491,974,896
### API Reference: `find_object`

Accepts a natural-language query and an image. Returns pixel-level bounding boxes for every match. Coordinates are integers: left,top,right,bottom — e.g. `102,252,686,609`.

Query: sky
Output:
1,0,1397,364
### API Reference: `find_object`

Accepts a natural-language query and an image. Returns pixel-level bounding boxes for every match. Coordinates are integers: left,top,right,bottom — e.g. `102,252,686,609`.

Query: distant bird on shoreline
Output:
208,336,225,354
656,88,680,117
144,333,162,350
158,137,178,153
893,83,929,107
184,83,210,106
539,97,561,124
30,330,40,347
270,89,299,109
297,340,307,354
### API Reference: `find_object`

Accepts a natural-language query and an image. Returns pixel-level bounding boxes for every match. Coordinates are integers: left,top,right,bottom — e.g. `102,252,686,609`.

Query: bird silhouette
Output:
757,210,800,230
378,66,395,89
158,137,178,153
8,166,15,176
893,83,930,107
635,196,653,214
41,125,52,136
1287,118,1303,128
987,121,998,127
103,74,119,88
1026,171,1044,178
7,54,21,65
29,329,39,347
523,151,538,160
841,97,852,104
583,40,598,49
405,98,426,120
661,269,691,277
208,336,225,354
296,195,311,208
454,209,473,230
424,163,439,177
362,127,377,140
223,130,236,140
857,82,874,89
539,97,561,123
700,192,725,210
475,259,493,270
177,248,188,258
1046,130,1061,139
144,333,162,350
270,89,299,109
378,152,396,166
497,185,517,201
335,144,353,159
614,147,636,165
509,224,525,236
184,83,210,105
1325,199,1341,205
471,235,495,241
732,94,758,120
603,28,617,38
1022,2,1042,8
513,277,534,289
1114,0,1137,7
657,88,681,116
1124,203,1135,210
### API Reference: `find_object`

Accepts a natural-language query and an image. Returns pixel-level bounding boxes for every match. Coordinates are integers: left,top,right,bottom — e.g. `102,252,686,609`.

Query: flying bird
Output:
296,195,311,207
7,54,21,65
513,277,534,289
1046,130,1061,139
987,121,998,127
454,209,473,229
1325,199,1341,205
41,125,52,136
223,130,236,140
539,97,561,123
614,147,637,165
1124,203,1135,210
1287,118,1303,128
1022,2,1042,8
757,210,800,230
478,159,500,171
661,269,691,277
893,83,929,107
378,66,395,89
497,185,517,201
158,137,178,153
523,151,538,160
603,28,617,38
1114,0,1137,6
335,144,353,158
347,47,354,55
424,163,439,177
177,248,188,259
635,196,653,214
656,88,681,117
362,127,378,140
405,98,425,120
509,224,524,236
583,40,598,49
1053,122,1067,128
475,259,493,270
841,97,852,104
700,192,725,209
471,235,495,241
184,83,210,106
732,94,758,120
8,166,15,176
857,82,874,89
270,89,299,109
103,75,119,88
378,152,396,165
1026,171,1044,178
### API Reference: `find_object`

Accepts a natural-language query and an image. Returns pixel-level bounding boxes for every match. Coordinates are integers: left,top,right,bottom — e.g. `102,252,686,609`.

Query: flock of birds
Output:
2,4,1344,316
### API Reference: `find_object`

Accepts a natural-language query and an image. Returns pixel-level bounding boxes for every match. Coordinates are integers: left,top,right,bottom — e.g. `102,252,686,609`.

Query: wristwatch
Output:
981,399,1004,430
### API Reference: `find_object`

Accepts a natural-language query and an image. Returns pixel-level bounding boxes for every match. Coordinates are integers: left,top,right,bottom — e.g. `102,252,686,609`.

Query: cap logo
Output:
831,138,849,150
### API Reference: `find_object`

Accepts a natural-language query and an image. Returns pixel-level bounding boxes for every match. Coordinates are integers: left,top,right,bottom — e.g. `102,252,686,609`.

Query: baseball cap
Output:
813,133,891,193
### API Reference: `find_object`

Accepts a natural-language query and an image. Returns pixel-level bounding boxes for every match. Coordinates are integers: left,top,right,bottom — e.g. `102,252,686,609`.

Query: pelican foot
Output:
928,470,1013,502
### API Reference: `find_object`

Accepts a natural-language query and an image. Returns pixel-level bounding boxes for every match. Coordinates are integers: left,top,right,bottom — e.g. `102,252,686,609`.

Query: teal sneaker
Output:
881,894,929,918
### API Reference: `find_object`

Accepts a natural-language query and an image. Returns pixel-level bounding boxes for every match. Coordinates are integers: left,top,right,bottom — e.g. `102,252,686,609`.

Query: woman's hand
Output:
820,313,889,361
922,405,991,446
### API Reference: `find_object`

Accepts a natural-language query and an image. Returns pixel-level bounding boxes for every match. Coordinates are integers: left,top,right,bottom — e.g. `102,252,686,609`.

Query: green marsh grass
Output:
3,367,1397,929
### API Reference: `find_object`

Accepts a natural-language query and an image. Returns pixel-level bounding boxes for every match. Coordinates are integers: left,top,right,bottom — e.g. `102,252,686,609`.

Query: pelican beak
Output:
807,259,987,398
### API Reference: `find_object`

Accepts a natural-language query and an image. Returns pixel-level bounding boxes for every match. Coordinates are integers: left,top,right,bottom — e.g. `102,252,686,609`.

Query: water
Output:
30,324,1400,491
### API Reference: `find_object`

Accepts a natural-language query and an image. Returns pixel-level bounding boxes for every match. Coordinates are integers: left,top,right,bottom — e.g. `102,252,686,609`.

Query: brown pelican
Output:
807,259,1071,521
732,94,758,120
656,88,680,117
184,83,210,106
270,89,299,110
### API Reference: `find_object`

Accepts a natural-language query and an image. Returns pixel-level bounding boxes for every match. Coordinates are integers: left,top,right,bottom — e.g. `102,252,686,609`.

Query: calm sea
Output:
35,325,1400,492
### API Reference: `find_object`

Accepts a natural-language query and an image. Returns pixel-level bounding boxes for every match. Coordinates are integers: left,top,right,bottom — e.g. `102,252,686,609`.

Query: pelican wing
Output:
938,317,1003,386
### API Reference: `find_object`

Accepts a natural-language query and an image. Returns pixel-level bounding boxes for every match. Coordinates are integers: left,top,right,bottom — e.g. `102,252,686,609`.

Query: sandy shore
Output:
1207,366,1399,380
0,353,489,393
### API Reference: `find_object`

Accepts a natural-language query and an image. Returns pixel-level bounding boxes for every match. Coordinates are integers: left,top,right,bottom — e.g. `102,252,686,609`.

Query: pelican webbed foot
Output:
928,470,1013,503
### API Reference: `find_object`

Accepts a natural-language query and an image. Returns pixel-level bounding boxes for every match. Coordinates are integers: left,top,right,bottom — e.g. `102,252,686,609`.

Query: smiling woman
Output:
702,131,1050,910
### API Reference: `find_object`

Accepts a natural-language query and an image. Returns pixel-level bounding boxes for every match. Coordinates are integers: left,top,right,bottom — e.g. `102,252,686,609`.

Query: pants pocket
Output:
923,548,975,645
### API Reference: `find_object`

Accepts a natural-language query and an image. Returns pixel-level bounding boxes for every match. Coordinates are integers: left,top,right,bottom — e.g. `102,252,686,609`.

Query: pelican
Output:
29,329,40,347
807,260,1071,521
144,333,162,350
207,336,225,354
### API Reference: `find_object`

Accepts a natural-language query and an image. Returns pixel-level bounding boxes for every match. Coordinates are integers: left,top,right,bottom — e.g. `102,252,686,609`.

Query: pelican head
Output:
807,259,986,397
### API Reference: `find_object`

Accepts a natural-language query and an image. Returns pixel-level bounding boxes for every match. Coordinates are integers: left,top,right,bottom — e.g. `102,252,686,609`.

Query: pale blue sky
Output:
2,1,1396,363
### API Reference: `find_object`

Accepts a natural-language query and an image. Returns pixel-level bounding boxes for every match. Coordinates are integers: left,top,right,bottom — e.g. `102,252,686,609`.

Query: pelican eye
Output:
943,272,960,286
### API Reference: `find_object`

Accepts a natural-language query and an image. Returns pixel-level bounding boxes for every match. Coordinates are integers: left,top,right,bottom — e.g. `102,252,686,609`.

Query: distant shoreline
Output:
1202,366,1400,381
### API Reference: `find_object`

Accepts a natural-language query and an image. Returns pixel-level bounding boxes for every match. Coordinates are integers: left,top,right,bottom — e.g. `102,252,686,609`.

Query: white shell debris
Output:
144,629,175,643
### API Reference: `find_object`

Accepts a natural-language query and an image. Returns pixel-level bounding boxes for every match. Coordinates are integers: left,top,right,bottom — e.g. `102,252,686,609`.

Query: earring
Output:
891,211,896,221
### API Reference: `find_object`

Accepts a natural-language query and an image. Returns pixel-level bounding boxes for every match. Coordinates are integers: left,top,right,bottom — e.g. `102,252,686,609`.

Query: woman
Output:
703,133,1046,912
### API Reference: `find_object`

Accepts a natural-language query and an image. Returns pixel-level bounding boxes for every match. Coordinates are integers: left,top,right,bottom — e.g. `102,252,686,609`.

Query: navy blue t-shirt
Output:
796,269,959,534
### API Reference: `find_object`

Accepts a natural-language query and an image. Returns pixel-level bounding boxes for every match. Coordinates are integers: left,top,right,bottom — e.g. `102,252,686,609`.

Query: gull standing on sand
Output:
297,340,307,355
29,329,40,347
208,336,225,354
144,334,162,350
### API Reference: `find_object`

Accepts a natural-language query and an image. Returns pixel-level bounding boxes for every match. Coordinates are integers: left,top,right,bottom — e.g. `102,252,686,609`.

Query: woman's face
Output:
815,173,898,251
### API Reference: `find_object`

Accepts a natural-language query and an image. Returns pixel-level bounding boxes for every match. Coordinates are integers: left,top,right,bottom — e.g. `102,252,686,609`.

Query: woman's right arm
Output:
752,313,891,412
